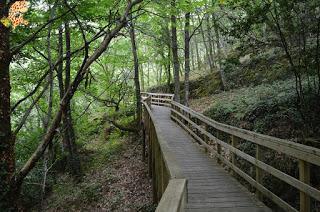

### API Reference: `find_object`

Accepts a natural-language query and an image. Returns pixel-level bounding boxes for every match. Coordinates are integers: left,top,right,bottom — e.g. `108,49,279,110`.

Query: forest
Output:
0,0,320,211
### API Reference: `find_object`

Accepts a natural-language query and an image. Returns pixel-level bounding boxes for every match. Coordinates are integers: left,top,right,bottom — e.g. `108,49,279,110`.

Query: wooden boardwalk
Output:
152,105,270,212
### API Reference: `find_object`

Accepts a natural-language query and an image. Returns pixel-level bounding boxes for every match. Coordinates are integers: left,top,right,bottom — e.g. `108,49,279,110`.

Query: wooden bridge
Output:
140,92,320,212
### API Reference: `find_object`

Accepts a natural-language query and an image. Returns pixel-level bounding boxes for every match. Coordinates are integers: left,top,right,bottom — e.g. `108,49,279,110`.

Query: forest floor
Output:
42,132,153,212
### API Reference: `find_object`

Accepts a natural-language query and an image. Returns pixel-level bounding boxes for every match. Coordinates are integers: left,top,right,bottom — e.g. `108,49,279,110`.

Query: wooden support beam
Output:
256,145,263,200
299,160,310,212
216,131,221,164
231,135,238,176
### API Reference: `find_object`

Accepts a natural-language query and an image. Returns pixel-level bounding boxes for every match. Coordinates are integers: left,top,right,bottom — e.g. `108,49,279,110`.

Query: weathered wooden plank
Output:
156,179,187,212
187,201,258,208
147,104,271,212
185,207,270,212
299,160,311,212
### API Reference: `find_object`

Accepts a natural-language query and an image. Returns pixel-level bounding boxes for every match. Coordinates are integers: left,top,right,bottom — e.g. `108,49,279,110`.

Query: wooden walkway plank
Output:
152,106,271,212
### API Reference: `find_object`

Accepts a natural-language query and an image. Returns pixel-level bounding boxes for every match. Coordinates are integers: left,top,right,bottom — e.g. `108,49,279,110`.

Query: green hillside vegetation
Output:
1,0,320,211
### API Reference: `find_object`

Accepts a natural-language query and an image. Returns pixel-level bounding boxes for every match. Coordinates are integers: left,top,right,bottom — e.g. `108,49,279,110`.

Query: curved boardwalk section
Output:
152,105,270,212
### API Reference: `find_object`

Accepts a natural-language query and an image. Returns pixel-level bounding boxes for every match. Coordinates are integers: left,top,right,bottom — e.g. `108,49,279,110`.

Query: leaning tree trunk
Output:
184,10,191,106
0,6,16,210
129,16,142,124
171,0,180,102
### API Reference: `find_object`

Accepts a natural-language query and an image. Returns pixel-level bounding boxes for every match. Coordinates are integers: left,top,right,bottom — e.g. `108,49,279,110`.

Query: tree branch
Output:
10,5,76,55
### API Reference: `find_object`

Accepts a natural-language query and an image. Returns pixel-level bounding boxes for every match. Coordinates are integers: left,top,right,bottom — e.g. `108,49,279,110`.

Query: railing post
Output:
152,125,157,203
148,114,152,178
142,112,146,162
231,135,238,176
216,131,221,164
255,145,263,200
203,125,209,153
299,160,310,212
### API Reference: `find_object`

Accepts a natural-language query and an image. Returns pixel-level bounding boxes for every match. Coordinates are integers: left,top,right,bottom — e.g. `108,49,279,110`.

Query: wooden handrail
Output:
141,93,186,212
141,92,320,212
171,101,320,167
170,100,320,212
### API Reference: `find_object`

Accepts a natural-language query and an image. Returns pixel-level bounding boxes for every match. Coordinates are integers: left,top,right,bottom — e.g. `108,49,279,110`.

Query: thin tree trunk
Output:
206,15,215,68
129,16,142,124
199,16,213,72
0,6,15,209
165,25,172,91
63,21,82,178
195,35,201,71
159,65,162,85
167,45,172,89
57,26,64,99
316,18,320,94
147,62,150,87
184,10,191,106
213,15,227,90
191,40,195,71
42,8,56,204
140,64,145,91
171,0,180,102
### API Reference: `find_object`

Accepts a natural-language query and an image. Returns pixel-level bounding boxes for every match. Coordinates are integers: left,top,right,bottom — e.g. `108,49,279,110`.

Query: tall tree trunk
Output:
171,0,180,102
167,44,172,90
206,15,215,68
63,21,81,178
195,35,201,71
0,6,15,209
213,15,227,90
129,17,142,123
140,64,145,91
147,62,150,87
57,26,64,99
184,10,191,106
42,4,56,207
191,40,195,71
199,16,213,72
159,65,162,85
165,25,172,91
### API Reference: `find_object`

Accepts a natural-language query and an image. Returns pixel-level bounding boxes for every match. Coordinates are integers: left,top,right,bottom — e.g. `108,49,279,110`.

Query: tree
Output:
171,0,181,102
184,3,191,106
0,0,143,209
129,15,142,124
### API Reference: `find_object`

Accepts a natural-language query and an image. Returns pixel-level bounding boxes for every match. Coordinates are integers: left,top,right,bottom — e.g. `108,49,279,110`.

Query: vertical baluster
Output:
203,124,209,153
148,114,152,178
152,125,157,203
256,145,263,200
216,131,221,164
231,135,238,176
299,160,310,212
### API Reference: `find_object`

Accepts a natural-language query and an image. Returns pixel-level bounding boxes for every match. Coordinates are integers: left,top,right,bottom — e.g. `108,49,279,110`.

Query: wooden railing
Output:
171,101,320,212
141,92,174,107
141,93,187,212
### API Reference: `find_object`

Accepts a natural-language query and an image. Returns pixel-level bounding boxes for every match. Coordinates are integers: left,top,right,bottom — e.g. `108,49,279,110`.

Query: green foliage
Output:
204,80,306,138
